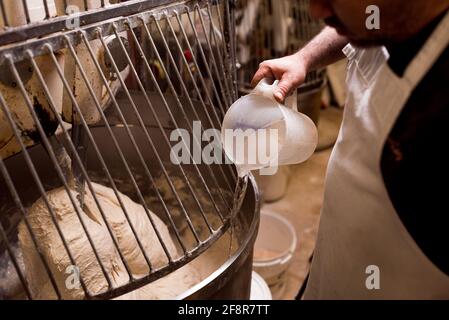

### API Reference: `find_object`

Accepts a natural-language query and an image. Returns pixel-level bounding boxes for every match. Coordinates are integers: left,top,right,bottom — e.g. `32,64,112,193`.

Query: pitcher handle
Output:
285,87,298,112
253,78,298,111
252,78,278,99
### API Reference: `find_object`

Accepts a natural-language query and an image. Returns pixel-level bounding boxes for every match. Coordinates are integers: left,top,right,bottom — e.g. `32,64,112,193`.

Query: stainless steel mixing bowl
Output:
0,92,260,300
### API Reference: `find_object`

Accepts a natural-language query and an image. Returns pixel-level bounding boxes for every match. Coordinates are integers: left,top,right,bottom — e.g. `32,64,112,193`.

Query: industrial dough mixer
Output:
0,0,260,300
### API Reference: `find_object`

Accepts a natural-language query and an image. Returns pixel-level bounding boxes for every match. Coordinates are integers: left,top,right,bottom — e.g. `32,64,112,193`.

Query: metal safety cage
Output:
0,0,240,300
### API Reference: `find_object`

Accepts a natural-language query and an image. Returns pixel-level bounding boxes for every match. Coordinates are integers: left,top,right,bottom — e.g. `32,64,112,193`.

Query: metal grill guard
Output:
0,0,240,300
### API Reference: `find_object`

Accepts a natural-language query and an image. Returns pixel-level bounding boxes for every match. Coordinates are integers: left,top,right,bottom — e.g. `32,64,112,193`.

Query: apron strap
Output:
404,10,449,89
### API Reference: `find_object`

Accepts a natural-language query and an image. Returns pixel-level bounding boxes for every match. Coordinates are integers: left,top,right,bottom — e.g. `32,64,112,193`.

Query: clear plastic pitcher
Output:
222,79,318,176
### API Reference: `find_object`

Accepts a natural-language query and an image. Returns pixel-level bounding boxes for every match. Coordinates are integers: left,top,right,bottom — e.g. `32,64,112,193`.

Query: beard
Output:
324,16,390,48
347,37,389,48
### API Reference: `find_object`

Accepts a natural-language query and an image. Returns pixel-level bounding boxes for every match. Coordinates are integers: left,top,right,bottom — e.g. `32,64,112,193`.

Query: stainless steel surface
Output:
0,0,257,300
0,0,174,46
180,174,260,300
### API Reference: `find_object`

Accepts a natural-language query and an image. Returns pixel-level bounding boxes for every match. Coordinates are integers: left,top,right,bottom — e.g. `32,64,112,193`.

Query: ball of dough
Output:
18,182,199,300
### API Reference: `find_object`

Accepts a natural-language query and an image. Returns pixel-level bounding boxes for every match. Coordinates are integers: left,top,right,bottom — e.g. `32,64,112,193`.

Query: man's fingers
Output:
251,64,273,87
273,75,294,103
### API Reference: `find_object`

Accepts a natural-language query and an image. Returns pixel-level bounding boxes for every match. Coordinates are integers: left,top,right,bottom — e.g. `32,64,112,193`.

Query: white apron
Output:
304,12,449,299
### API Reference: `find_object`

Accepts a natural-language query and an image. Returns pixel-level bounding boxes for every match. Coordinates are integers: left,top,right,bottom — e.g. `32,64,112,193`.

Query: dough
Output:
18,182,200,300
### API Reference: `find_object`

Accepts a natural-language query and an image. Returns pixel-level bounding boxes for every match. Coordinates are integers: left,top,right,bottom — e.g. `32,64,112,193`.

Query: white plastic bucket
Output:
250,271,273,300
253,208,297,286
254,166,290,202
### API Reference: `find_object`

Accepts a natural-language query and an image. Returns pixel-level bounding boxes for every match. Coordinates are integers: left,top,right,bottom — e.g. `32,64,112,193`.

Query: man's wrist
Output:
296,49,312,74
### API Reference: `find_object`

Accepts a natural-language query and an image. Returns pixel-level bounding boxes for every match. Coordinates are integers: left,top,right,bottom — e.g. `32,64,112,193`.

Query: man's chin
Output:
332,26,385,48
348,37,386,48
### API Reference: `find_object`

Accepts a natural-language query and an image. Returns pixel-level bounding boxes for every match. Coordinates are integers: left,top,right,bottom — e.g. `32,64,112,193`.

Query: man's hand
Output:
251,52,308,104
251,26,349,104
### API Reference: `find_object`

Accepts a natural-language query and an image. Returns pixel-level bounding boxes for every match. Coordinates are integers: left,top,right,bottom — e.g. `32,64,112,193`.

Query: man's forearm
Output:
297,26,349,72
251,26,349,101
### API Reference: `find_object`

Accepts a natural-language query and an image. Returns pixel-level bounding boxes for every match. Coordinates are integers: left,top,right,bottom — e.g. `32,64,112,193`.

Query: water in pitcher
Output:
223,119,285,178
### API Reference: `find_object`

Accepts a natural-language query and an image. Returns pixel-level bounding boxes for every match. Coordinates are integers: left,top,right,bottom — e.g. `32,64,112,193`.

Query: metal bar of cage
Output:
0,0,239,300
0,1,218,63
122,21,232,220
0,0,193,46
139,18,235,212
8,48,139,297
